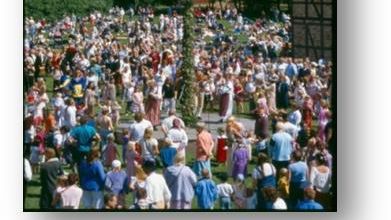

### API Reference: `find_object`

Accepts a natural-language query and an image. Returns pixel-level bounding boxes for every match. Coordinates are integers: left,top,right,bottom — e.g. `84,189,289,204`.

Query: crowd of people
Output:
23,4,334,211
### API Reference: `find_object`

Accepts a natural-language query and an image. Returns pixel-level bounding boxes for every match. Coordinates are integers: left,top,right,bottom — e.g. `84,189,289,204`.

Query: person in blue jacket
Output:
296,187,324,210
78,147,106,209
195,169,218,209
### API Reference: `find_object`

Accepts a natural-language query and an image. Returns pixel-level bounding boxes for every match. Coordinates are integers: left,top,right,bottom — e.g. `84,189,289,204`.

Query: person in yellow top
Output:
277,168,290,200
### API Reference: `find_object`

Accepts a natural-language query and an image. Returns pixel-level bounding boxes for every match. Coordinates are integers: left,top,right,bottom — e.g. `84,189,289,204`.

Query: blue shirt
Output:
195,178,218,209
270,131,293,161
160,147,177,168
70,124,97,152
105,170,129,195
288,161,308,183
296,199,324,210
78,160,106,191
285,63,298,78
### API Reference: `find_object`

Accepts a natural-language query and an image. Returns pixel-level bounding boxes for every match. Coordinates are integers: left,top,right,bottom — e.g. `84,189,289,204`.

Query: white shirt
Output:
60,185,83,209
145,172,172,208
167,128,188,150
139,138,158,160
63,105,77,128
310,167,332,193
129,119,153,141
272,198,288,210
252,163,276,179
161,116,185,132
217,182,234,197
24,159,32,182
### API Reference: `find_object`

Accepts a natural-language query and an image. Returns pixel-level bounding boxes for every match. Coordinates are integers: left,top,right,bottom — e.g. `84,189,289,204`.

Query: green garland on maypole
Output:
180,0,198,126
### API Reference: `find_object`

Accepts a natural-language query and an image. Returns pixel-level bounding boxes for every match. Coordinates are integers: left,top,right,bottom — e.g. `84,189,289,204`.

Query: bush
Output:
24,0,114,22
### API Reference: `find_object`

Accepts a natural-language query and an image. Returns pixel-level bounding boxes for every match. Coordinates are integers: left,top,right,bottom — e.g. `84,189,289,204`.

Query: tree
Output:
179,0,198,126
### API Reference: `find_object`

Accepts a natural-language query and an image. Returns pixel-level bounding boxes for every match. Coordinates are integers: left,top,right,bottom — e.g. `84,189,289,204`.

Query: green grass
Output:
25,139,258,209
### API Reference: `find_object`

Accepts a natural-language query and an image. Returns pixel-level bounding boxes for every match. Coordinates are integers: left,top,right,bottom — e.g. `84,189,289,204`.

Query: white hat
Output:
112,160,121,168
237,174,244,181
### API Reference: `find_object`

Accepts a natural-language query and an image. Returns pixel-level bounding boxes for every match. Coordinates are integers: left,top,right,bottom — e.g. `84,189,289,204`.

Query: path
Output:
117,112,255,141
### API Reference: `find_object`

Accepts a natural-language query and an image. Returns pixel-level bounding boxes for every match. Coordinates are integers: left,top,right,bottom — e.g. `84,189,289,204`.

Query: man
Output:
288,150,309,208
128,112,153,142
161,109,185,136
296,187,324,210
164,155,197,209
39,148,63,209
270,122,294,173
193,122,214,178
69,116,100,164
285,57,298,79
143,160,172,209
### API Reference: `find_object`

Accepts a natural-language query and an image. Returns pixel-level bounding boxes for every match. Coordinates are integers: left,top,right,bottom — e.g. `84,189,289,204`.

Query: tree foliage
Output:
24,0,114,22
179,0,198,126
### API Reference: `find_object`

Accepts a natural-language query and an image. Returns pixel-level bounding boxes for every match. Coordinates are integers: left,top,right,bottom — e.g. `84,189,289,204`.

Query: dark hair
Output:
292,150,303,161
79,115,89,125
104,193,116,204
315,153,327,165
263,187,279,202
303,187,316,200
142,160,156,174
67,173,79,185
60,125,70,133
136,188,147,199
257,153,270,166
220,172,228,182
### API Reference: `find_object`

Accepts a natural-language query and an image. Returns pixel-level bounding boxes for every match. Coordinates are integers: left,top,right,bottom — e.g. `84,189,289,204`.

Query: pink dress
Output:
318,107,330,141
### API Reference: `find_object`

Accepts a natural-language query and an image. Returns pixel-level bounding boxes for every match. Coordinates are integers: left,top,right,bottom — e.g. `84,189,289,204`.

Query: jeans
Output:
220,197,231,209
82,191,104,209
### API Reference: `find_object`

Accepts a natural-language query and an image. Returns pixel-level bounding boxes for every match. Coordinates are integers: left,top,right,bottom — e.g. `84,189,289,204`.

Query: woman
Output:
145,80,162,129
57,173,83,209
310,153,332,209
78,147,106,209
138,127,159,163
225,116,244,176
252,153,277,210
254,105,269,139
163,155,197,209
219,73,234,122
84,82,97,115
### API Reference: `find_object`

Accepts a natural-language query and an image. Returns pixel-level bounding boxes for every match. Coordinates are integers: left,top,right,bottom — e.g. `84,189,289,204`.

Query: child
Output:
104,193,118,209
277,168,290,200
131,85,144,113
123,82,134,116
195,169,218,209
215,127,228,164
122,129,130,162
30,130,45,174
125,141,139,178
111,101,122,127
232,139,249,180
132,188,150,209
51,175,68,209
255,136,269,155
243,129,257,161
232,174,246,209
159,138,177,168
245,187,257,209
103,134,119,168
216,173,234,209
105,160,129,208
